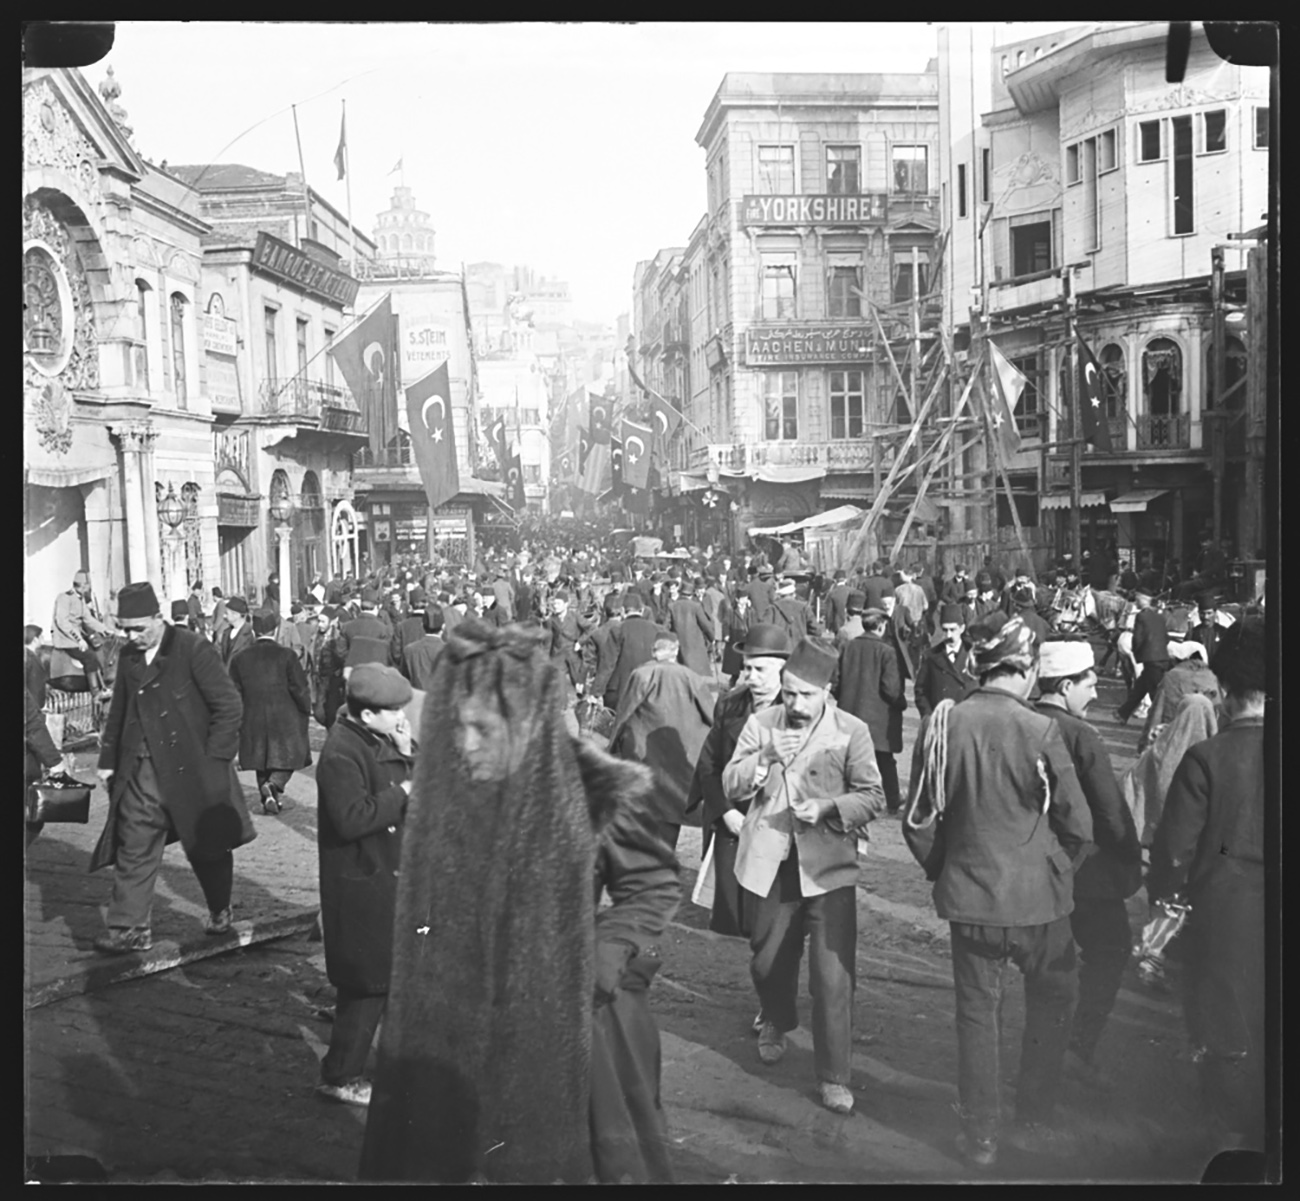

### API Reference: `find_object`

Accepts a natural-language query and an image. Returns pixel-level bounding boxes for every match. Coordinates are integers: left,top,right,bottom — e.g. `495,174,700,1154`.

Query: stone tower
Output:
372,185,435,271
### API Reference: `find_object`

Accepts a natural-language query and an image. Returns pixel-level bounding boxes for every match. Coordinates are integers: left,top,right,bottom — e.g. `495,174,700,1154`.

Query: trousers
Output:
949,917,1078,1141
321,988,386,1085
748,851,856,1085
107,756,233,929
1068,897,1133,1063
255,769,294,792
1118,660,1170,721
876,751,900,812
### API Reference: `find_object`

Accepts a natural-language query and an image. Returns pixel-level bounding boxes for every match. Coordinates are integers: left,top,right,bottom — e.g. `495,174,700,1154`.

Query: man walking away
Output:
903,615,1093,1167
1116,589,1171,725
401,606,446,692
723,638,885,1115
1034,639,1143,1092
834,608,907,814
91,582,255,952
229,609,312,815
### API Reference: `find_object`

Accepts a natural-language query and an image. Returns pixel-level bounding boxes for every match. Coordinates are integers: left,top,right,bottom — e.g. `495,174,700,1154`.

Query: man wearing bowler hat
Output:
722,638,886,1115
687,623,791,946
218,595,254,667
91,581,255,953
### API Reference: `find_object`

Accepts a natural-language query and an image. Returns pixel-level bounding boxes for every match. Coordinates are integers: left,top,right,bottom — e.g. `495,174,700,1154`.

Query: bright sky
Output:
103,22,1073,324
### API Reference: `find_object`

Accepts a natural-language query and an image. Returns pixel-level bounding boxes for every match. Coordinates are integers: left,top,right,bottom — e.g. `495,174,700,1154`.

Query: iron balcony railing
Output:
257,378,365,432
1136,412,1191,450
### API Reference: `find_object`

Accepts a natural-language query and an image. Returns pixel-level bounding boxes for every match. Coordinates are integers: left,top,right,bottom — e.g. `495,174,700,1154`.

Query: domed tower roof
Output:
372,184,436,269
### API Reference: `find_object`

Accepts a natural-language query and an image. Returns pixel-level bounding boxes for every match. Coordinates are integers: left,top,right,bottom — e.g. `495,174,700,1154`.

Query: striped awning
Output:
1109,489,1169,513
1040,491,1108,511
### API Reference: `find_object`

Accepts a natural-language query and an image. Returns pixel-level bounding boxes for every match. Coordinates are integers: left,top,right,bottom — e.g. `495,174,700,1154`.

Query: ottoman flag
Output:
406,360,459,510
620,417,653,491
1076,333,1114,452
330,293,399,456
581,392,611,496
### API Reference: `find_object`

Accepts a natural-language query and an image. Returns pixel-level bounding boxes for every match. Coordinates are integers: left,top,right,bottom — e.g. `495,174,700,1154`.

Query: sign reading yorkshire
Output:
745,325,873,365
740,194,886,226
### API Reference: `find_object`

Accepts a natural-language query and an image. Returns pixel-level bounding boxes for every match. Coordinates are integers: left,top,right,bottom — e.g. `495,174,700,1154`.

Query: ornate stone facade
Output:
23,77,104,204
24,196,100,399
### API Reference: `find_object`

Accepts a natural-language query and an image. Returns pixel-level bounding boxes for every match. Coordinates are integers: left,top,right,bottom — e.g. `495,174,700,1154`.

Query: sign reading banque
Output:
251,232,360,307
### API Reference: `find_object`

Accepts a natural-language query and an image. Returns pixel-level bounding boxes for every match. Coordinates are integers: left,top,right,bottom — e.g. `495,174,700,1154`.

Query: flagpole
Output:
1065,275,1083,564
343,99,356,282
291,104,312,248
978,339,1034,578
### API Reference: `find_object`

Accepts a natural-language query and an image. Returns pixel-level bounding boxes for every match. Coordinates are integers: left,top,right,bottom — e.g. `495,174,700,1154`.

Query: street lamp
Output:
157,481,185,530
269,481,294,525
269,478,293,623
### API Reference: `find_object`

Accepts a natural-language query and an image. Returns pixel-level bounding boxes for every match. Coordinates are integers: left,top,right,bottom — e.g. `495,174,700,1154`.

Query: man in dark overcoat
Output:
743,566,777,625
401,606,446,692
390,595,426,670
1149,618,1266,1151
218,596,254,667
823,569,851,636
665,579,716,678
771,577,817,643
604,592,661,711
1116,588,1171,724
607,632,715,850
913,603,979,720
314,664,415,1107
834,609,906,813
338,587,393,667
229,609,312,815
584,592,625,706
686,624,790,942
91,582,255,952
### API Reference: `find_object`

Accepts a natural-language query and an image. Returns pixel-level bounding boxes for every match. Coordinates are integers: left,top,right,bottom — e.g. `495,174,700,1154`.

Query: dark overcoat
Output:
834,634,905,753
606,616,661,710
315,713,412,995
771,596,816,642
228,638,312,771
219,622,254,668
913,642,977,719
92,624,254,872
824,583,851,635
340,613,393,667
665,598,715,677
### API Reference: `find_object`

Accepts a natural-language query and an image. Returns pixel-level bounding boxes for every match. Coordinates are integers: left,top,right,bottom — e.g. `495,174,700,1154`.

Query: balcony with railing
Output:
352,443,415,470
689,440,884,475
1135,412,1190,451
256,377,366,437
987,269,1065,316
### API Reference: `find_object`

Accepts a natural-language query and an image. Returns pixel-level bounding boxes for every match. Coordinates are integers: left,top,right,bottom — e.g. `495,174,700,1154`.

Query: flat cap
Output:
347,663,412,710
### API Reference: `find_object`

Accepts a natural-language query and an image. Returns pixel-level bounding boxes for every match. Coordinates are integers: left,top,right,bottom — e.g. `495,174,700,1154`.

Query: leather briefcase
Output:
26,777,93,824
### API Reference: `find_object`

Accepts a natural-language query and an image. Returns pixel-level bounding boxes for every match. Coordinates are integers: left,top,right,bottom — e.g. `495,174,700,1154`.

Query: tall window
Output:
1138,119,1163,162
957,164,968,217
1201,109,1226,154
135,280,151,391
1100,343,1126,419
264,307,278,379
757,145,794,194
892,250,930,302
892,145,928,194
1009,353,1040,435
761,256,796,321
826,146,860,194
1204,336,1247,410
827,262,861,318
324,327,336,392
1011,220,1052,276
829,370,865,440
1255,106,1269,149
1082,136,1100,251
296,318,309,404
170,293,187,407
981,148,992,203
1172,114,1194,234
763,371,798,440
1143,338,1182,416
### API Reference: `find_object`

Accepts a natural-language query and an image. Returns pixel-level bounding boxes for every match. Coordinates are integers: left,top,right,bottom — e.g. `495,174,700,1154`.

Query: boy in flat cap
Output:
314,663,416,1107
91,581,255,953
723,638,886,1115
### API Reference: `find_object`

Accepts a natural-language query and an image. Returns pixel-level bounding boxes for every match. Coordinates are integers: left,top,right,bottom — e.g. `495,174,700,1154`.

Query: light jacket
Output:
723,699,884,899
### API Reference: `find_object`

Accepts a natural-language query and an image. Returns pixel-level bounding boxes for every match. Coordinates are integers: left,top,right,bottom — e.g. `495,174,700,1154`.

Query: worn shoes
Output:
757,1022,787,1065
93,927,152,954
316,1080,372,1107
259,782,282,815
205,908,234,936
819,1082,855,1115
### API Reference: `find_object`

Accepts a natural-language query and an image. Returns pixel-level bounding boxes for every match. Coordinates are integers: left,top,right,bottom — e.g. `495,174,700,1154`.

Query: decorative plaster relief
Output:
24,198,100,393
23,79,104,203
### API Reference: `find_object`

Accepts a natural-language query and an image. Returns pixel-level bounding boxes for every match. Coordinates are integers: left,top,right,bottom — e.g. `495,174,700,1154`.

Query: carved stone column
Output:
110,422,156,587
140,427,161,588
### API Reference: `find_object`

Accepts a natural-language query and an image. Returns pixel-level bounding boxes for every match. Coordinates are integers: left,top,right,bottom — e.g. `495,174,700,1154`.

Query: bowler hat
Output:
226,595,250,616
360,586,380,606
845,590,866,614
347,663,412,710
117,581,161,620
783,638,838,689
733,623,791,658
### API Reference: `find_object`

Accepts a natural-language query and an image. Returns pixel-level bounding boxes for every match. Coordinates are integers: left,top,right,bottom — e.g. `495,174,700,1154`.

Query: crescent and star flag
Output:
505,450,526,510
986,341,1025,462
589,393,612,445
487,412,510,474
1076,333,1114,452
578,426,591,475
620,418,653,491
649,393,682,444
404,361,459,510
609,436,625,491
334,108,346,180
329,293,398,455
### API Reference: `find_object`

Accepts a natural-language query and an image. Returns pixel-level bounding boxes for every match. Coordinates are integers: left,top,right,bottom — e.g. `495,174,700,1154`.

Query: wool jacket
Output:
903,688,1093,926
724,699,884,899
833,633,905,753
912,641,978,719
605,616,661,710
1132,607,1171,664
665,598,715,677
228,639,312,772
93,624,253,872
314,713,412,995
824,583,851,635
218,622,255,668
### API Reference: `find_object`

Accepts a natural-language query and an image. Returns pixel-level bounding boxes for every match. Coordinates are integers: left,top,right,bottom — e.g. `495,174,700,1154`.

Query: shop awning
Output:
1109,489,1169,513
717,464,827,484
1041,491,1108,511
25,463,115,489
749,504,864,537
675,472,712,493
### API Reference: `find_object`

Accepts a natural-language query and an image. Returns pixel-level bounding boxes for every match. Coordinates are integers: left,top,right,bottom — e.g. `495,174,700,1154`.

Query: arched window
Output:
135,279,151,390
1099,342,1125,419
1142,337,1182,416
1017,50,1027,68
402,234,412,252
170,293,188,407
1204,335,1247,409
1001,55,1010,76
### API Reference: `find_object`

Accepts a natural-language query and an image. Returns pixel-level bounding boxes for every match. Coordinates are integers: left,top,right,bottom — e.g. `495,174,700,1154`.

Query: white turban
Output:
1039,639,1095,678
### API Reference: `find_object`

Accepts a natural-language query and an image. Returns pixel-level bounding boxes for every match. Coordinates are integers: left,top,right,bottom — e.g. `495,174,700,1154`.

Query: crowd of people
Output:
22,524,1268,1180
